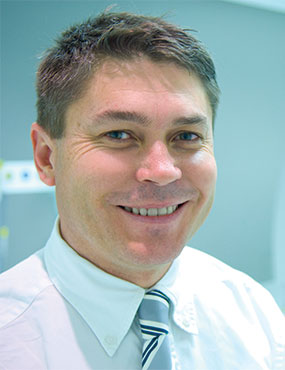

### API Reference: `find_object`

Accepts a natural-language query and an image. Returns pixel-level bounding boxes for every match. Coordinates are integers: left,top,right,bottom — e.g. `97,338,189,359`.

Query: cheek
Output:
184,152,217,194
76,151,135,189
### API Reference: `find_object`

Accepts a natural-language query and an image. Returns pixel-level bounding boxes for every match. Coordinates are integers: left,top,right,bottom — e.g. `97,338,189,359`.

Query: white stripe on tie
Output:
138,289,172,370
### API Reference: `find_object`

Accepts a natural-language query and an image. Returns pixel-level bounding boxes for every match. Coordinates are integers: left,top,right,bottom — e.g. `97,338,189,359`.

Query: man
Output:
0,11,284,370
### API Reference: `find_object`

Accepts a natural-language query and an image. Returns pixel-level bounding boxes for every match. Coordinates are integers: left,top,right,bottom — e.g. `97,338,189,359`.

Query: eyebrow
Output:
94,110,150,126
93,109,209,128
173,115,208,128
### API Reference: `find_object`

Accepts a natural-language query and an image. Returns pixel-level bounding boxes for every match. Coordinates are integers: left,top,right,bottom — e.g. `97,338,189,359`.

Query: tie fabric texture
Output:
138,289,172,370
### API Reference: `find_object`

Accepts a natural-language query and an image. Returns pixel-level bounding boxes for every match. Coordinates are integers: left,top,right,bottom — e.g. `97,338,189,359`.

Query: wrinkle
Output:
65,135,104,161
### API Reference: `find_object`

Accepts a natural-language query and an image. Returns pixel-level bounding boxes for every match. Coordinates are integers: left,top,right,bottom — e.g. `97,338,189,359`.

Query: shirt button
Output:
104,335,118,346
182,319,190,327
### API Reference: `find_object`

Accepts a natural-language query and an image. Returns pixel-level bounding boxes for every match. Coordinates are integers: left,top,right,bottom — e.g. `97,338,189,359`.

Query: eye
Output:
174,132,200,141
105,130,131,140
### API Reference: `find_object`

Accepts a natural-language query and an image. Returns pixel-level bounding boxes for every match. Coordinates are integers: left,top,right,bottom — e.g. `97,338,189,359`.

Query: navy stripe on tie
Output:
146,289,170,304
141,325,168,336
142,337,159,367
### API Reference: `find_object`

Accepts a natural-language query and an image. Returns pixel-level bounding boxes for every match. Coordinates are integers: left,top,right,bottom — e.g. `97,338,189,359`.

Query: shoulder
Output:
179,246,263,287
0,249,53,329
177,246,285,341
178,246,276,301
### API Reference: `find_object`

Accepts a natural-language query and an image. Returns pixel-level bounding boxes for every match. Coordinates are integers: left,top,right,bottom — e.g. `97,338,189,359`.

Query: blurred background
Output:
0,0,284,311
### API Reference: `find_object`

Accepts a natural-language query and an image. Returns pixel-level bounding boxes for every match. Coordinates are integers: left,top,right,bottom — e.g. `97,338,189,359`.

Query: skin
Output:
31,58,217,288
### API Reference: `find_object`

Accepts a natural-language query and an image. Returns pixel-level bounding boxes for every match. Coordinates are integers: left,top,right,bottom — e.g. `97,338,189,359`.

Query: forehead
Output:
92,58,207,95
68,58,212,126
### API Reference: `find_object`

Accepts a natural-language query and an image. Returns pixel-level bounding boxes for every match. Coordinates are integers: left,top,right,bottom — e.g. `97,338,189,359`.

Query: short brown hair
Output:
36,12,220,138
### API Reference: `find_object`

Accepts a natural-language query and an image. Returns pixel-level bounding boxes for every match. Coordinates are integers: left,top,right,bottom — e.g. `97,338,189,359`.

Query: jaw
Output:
58,185,215,287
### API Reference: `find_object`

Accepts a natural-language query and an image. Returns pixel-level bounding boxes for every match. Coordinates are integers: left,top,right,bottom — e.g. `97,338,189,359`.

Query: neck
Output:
58,220,173,288
76,248,172,288
103,262,172,288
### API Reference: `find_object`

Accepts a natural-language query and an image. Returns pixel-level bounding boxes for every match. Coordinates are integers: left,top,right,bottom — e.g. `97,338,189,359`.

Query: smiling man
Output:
0,12,284,370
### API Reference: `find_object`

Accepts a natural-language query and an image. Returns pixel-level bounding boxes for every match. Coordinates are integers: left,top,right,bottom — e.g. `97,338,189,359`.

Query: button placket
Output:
169,332,181,370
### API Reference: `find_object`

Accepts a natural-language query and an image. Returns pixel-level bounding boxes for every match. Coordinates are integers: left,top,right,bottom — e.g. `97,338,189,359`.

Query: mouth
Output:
118,203,185,217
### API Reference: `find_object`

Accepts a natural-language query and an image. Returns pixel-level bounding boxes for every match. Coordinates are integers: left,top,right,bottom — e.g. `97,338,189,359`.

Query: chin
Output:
126,239,184,266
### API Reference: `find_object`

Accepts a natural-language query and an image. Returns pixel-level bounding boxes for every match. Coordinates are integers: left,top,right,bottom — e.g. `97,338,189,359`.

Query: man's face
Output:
51,58,217,284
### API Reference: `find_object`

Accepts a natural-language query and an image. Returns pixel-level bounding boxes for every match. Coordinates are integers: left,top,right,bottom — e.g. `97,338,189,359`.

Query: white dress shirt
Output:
0,219,284,370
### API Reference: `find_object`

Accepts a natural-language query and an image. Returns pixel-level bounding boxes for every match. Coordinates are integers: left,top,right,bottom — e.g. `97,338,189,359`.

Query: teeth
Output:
140,208,147,216
168,206,174,214
123,205,179,216
148,208,158,216
158,207,167,216
133,208,139,215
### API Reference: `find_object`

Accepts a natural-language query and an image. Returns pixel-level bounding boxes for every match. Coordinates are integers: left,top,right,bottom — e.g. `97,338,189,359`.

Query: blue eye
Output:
106,131,130,140
176,132,198,141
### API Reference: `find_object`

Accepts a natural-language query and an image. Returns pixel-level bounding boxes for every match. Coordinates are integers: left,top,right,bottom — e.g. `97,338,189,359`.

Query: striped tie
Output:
138,289,172,370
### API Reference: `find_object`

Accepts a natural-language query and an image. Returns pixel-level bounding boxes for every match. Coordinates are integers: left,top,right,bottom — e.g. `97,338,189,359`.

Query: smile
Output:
120,205,180,216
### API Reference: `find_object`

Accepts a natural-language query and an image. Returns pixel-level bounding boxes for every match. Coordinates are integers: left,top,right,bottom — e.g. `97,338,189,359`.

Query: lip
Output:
117,201,188,224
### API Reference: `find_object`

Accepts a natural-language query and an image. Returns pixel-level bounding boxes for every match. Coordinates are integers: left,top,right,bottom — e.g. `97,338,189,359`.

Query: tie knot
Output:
138,289,170,337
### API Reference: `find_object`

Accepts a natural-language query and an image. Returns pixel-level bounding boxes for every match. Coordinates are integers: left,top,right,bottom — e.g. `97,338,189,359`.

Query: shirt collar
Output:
44,218,197,356
154,252,199,336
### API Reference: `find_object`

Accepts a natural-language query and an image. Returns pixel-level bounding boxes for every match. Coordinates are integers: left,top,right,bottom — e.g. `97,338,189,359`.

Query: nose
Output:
136,141,182,186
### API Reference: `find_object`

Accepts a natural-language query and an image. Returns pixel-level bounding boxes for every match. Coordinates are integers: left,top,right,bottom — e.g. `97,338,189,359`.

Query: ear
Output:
31,122,56,186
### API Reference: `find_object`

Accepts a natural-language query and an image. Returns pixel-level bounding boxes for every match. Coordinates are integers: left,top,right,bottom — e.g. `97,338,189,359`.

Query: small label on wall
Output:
0,160,54,195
